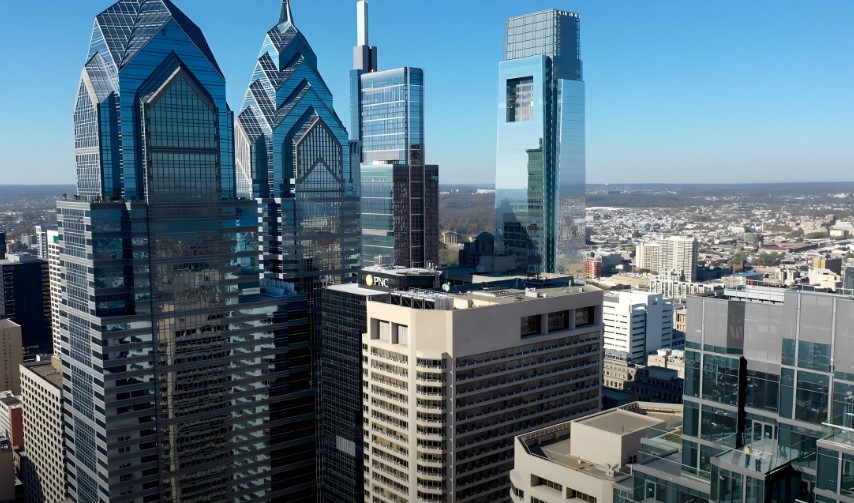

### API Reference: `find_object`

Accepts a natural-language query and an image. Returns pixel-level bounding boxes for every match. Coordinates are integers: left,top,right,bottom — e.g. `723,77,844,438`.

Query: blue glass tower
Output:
235,0,360,298
495,9,585,275
60,1,310,501
351,1,439,268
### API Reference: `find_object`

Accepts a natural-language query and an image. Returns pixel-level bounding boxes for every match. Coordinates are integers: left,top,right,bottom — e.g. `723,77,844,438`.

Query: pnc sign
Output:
365,274,390,288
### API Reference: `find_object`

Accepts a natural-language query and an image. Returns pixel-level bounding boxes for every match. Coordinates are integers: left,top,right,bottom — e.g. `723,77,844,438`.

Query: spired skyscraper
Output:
61,1,314,501
235,0,360,300
351,0,439,268
495,9,586,275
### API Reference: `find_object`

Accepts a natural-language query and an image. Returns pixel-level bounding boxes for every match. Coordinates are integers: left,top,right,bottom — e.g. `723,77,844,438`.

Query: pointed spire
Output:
279,0,294,26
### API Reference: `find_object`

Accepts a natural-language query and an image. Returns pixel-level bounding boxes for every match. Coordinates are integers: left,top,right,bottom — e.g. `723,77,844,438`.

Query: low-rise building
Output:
510,402,683,503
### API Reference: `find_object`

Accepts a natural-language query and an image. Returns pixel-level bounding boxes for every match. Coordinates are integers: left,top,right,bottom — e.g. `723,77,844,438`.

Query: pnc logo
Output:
365,274,389,288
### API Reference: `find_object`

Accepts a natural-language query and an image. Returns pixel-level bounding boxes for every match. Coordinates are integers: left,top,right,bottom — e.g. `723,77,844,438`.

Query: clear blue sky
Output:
1,0,852,185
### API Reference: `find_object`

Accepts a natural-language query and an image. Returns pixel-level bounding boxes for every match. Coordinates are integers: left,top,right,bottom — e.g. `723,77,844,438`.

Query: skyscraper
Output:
235,0,360,300
495,9,585,275
61,1,309,500
352,0,439,268
0,253,50,354
234,3,360,498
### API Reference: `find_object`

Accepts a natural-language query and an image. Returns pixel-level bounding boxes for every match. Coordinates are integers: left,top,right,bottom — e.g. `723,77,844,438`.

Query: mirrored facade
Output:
495,9,585,275
61,1,309,501
349,1,439,269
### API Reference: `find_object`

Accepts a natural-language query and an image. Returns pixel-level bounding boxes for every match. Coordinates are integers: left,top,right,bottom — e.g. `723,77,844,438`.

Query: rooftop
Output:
22,358,63,389
577,408,664,435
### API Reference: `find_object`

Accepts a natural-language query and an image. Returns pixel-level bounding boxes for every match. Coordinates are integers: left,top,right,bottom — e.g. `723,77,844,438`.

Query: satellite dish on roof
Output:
442,283,451,292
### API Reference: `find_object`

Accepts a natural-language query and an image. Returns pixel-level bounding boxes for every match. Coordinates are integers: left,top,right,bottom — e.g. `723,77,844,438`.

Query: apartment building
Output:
603,291,673,364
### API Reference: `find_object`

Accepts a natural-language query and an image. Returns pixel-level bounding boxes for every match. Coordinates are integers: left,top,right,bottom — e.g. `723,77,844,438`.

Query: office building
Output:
495,9,585,275
0,231,6,260
603,361,683,404
0,320,22,395
635,237,698,281
235,0,359,303
44,230,62,356
0,253,51,354
352,1,439,268
61,1,311,500
842,264,854,292
0,391,22,450
319,265,442,502
603,291,673,364
34,226,55,261
510,402,682,503
19,357,65,503
363,285,603,502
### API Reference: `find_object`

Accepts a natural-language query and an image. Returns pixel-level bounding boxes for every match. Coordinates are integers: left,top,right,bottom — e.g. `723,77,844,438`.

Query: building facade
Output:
319,266,442,502
352,1,439,268
510,402,682,503
235,0,359,304
362,285,603,502
603,291,673,364
636,237,698,281
495,9,585,275
44,230,62,357
19,357,65,503
0,253,50,354
0,320,22,395
61,1,312,500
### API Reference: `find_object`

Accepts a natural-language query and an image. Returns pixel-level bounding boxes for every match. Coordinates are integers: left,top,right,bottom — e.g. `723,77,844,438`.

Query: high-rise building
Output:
19,357,65,503
0,319,22,396
603,290,673,364
495,9,585,275
352,1,439,268
235,0,359,300
362,285,603,502
34,226,55,261
0,231,6,260
636,236,698,280
0,391,23,449
615,286,854,502
61,1,311,500
0,253,51,354
44,230,62,356
319,266,442,502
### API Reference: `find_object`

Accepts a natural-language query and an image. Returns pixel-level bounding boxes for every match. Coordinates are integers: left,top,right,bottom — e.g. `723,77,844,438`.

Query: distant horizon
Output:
0,1,852,185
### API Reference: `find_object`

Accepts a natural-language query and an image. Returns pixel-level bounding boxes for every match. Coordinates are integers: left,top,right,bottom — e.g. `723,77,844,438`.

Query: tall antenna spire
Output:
279,0,294,26
357,0,369,46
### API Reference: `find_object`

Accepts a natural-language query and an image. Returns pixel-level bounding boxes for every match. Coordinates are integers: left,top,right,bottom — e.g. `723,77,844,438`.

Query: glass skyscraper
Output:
60,1,311,501
235,0,360,302
352,1,439,268
495,9,585,275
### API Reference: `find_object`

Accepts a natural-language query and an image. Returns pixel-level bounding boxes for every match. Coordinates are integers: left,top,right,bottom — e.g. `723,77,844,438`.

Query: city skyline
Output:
1,0,853,186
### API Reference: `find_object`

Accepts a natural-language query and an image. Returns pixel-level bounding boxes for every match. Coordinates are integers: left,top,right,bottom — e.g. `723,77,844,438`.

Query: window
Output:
506,77,534,122
521,315,541,337
548,310,569,331
532,475,562,491
575,306,595,328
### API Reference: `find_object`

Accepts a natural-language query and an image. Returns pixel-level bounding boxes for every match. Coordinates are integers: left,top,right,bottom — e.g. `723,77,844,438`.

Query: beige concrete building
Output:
362,285,604,503
19,356,65,503
0,319,23,395
509,402,683,503
636,237,698,281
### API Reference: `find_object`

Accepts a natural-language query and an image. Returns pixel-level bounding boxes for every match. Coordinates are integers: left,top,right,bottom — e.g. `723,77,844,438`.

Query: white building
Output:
636,237,698,281
20,356,66,503
603,291,673,363
509,402,683,503
45,229,62,356
362,285,604,503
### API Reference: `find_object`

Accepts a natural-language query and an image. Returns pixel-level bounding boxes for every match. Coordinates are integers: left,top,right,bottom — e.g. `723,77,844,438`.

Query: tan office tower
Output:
0,319,23,395
20,356,65,503
363,284,604,502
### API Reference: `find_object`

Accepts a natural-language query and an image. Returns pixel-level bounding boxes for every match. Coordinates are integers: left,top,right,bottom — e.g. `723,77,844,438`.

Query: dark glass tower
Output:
495,9,585,275
60,1,309,501
352,1,439,268
0,253,51,354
